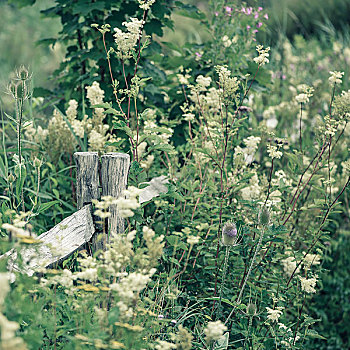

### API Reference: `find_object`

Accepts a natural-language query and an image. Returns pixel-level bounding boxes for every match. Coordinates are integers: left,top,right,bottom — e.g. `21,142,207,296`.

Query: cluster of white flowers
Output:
303,253,321,268
267,144,283,159
187,235,200,245
329,71,344,85
196,75,212,90
204,320,227,343
66,99,78,120
263,106,278,129
114,18,144,59
92,196,118,219
299,275,318,293
116,186,143,218
86,81,104,106
138,0,156,10
295,93,309,104
215,65,240,100
222,35,232,47
281,254,300,277
253,45,270,66
278,323,300,347
266,306,284,322
234,136,261,165
272,170,292,187
241,173,261,200
0,273,27,350
323,115,338,137
177,73,191,85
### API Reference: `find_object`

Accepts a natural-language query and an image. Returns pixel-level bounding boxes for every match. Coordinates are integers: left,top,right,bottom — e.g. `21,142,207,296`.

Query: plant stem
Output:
216,246,230,318
226,226,265,324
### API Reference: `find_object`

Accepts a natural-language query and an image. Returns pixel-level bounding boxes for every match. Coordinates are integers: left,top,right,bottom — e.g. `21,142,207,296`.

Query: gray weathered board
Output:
0,205,94,276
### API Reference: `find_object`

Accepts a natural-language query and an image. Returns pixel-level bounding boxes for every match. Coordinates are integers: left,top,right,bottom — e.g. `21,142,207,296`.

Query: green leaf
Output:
37,200,60,214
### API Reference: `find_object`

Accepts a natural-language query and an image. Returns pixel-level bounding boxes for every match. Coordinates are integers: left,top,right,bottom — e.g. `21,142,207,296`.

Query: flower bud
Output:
33,157,42,168
16,65,30,81
8,173,15,184
259,206,270,226
246,303,257,317
222,221,238,246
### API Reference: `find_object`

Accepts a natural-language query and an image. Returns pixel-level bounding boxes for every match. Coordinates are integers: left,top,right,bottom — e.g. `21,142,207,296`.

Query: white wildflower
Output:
187,235,200,245
114,18,144,59
66,99,78,121
295,93,309,104
86,82,104,106
329,71,344,85
267,144,283,159
266,307,284,322
253,45,270,66
204,320,227,343
299,275,317,293
138,0,156,10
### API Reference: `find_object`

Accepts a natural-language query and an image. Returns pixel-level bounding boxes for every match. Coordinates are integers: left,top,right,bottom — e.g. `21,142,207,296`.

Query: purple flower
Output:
257,22,263,28
264,13,269,20
254,12,259,19
253,29,258,33
215,11,219,16
247,25,251,30
241,7,246,13
195,52,202,58
258,7,263,11
282,74,286,80
225,6,232,14
247,7,253,15
222,222,238,246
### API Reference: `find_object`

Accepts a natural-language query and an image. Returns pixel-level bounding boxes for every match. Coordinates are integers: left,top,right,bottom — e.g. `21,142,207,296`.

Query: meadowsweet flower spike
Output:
253,45,270,66
329,71,344,85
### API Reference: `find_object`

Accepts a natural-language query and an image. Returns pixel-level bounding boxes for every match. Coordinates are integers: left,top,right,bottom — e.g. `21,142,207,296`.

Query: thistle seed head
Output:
222,221,238,246
246,303,257,317
259,206,270,226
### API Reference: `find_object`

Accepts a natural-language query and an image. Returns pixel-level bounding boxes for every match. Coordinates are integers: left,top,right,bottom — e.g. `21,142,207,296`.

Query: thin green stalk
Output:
226,226,265,324
216,246,230,318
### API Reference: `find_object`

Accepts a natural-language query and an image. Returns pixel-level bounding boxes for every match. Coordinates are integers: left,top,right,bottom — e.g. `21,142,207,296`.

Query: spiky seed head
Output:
246,303,257,317
16,65,31,81
259,206,270,226
222,221,238,246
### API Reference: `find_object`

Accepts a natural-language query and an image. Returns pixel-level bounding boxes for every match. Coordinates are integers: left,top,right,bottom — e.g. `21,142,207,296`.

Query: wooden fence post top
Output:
101,152,130,159
74,151,99,157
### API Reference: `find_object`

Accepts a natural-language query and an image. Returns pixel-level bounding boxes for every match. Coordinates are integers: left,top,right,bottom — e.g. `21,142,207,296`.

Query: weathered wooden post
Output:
1,152,131,275
74,152,100,208
101,153,130,236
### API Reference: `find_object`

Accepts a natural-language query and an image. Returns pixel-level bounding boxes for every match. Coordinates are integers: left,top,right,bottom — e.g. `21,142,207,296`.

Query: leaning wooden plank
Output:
1,205,95,276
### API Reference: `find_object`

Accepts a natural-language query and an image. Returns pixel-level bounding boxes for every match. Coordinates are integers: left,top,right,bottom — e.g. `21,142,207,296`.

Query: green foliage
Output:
0,0,350,349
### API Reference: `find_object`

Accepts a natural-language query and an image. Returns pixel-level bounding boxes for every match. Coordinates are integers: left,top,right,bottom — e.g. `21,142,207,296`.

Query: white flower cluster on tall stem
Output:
299,275,318,293
267,144,283,159
253,45,270,66
266,306,284,322
86,81,104,105
138,0,156,10
114,18,144,59
295,93,309,104
329,71,344,85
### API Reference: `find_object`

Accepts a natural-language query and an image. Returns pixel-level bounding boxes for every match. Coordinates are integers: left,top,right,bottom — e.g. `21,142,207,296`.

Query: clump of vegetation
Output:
0,0,349,349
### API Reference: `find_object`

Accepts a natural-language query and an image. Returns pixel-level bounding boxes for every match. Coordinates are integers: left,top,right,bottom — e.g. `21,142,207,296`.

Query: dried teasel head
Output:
259,206,270,226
